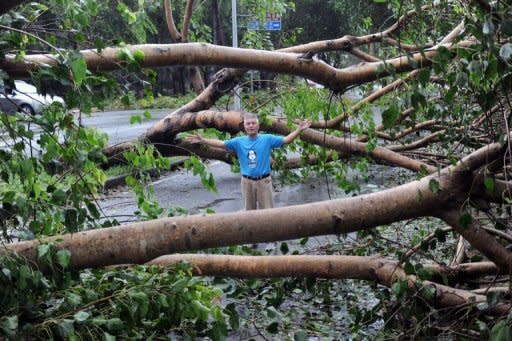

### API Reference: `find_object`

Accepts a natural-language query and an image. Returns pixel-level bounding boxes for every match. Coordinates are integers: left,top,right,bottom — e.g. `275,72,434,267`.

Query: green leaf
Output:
106,318,124,332
130,114,142,124
490,320,512,341
51,189,67,205
484,177,495,195
487,291,502,307
103,332,116,341
418,68,431,86
57,319,75,338
294,330,308,341
404,261,415,275
71,57,87,86
133,50,145,64
392,279,408,298
0,315,18,332
459,213,472,229
280,242,289,254
2,268,12,280
56,249,71,269
64,208,78,232
66,292,82,307
381,104,399,129
20,159,34,178
428,179,440,194
73,311,90,323
266,321,279,334
191,300,210,321
434,228,446,242
37,244,51,259
421,285,436,299
225,303,239,331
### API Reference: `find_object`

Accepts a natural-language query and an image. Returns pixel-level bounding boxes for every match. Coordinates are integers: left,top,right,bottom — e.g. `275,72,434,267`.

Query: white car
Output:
0,80,65,115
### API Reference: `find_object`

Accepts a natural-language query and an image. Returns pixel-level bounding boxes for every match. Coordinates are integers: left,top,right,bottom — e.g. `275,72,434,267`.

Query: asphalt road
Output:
80,108,172,145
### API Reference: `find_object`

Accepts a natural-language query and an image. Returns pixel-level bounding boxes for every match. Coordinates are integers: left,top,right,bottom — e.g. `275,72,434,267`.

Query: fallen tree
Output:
5,139,511,279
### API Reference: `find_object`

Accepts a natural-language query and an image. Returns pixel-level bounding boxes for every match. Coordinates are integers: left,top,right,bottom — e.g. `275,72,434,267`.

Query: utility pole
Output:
232,0,241,111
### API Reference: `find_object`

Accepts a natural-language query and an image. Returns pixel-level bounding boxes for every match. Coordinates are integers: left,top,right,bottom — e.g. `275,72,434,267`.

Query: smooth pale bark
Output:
149,254,402,285
179,0,205,94
181,0,193,42
164,0,182,42
450,236,466,266
146,254,509,315
1,42,471,92
424,261,501,279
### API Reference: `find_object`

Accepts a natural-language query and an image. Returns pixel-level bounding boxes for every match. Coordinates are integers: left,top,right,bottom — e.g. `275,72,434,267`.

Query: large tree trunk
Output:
146,254,510,315
1,42,466,90
211,0,226,46
5,142,510,273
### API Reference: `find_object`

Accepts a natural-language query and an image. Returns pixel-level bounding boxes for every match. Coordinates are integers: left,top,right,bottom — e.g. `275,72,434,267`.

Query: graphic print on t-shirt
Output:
248,149,257,168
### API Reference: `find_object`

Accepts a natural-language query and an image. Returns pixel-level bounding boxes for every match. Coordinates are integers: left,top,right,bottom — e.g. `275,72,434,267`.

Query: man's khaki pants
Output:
241,176,274,210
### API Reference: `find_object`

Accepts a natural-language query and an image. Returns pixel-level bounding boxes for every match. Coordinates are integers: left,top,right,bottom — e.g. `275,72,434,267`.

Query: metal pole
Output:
232,0,241,111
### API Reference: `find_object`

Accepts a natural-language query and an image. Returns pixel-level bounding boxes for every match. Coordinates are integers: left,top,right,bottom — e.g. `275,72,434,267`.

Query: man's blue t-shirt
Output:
225,134,284,177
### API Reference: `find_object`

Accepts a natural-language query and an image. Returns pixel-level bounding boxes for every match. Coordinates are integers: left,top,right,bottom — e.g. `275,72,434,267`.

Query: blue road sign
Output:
247,19,281,31
247,21,260,30
265,20,281,31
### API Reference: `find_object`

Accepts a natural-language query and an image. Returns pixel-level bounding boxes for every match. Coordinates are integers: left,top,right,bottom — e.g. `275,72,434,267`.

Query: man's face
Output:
244,118,259,137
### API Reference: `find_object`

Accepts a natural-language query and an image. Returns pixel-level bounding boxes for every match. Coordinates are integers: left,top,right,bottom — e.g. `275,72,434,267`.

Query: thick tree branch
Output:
146,254,510,314
181,0,193,42
133,110,434,173
164,0,182,42
8,141,503,272
4,171,450,270
440,209,512,273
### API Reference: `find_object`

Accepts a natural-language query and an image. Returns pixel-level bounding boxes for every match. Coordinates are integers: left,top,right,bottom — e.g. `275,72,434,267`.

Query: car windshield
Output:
14,81,37,93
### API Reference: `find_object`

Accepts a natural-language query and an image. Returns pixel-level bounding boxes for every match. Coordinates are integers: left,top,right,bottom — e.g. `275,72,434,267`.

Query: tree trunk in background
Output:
0,0,24,15
211,0,226,46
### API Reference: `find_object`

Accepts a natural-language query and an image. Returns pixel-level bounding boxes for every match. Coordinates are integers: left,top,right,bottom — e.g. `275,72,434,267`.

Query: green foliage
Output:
0,102,108,237
123,142,171,220
0,251,230,339
184,155,218,193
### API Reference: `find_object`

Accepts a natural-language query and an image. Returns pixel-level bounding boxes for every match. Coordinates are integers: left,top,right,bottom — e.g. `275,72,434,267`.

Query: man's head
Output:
243,113,259,137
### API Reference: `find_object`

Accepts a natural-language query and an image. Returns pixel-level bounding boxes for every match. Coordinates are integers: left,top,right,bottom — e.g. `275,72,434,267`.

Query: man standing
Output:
186,113,311,210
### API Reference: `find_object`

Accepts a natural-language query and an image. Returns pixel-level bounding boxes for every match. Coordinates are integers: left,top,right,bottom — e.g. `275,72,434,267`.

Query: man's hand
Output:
297,119,312,131
283,119,312,144
186,134,203,144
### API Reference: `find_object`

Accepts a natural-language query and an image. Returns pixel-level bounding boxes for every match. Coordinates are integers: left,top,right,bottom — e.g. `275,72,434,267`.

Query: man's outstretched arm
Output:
283,120,311,145
186,134,227,150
